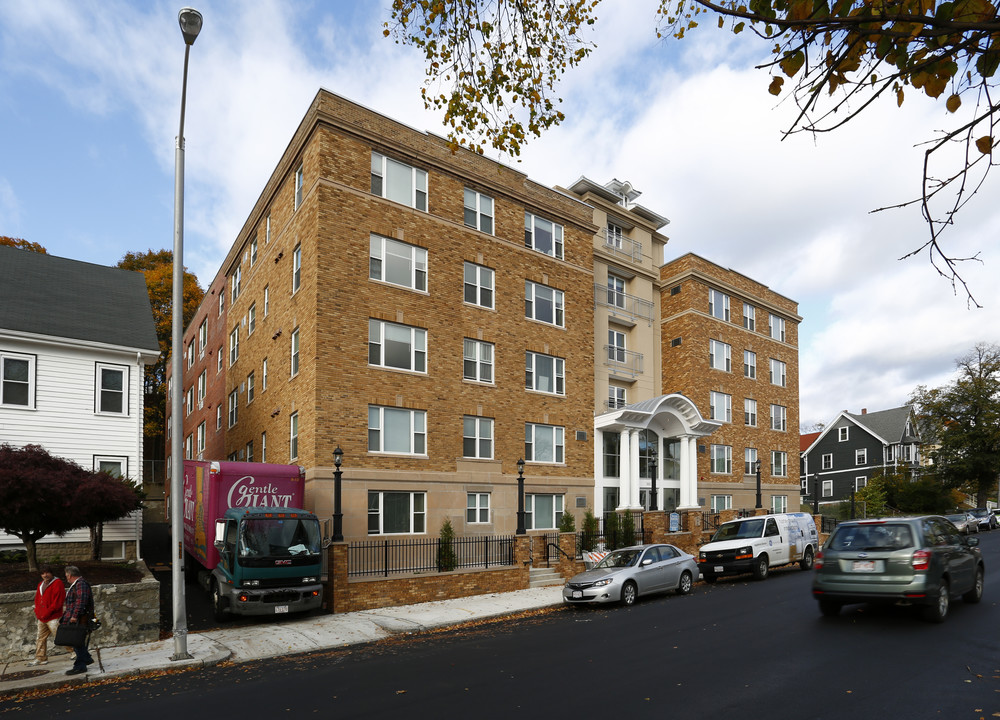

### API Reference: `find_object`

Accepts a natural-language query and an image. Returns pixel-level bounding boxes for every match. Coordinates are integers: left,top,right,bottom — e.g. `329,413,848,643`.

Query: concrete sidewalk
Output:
0,586,564,697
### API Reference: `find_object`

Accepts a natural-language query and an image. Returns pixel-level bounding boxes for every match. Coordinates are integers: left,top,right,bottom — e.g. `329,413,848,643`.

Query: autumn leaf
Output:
946,94,961,112
976,136,993,154
769,75,785,95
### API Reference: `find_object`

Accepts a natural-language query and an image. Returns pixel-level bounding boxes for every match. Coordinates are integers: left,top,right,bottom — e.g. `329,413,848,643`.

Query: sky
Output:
2,0,998,431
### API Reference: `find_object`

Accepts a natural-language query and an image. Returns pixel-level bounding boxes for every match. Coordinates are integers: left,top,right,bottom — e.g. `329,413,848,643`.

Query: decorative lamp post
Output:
332,446,344,542
169,6,202,663
516,458,526,535
755,459,763,510
812,473,819,515
649,445,658,512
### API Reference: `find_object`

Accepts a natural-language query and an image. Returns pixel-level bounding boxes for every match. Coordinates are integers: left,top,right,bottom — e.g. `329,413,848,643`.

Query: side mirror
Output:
213,519,226,550
641,558,653,567
967,536,980,547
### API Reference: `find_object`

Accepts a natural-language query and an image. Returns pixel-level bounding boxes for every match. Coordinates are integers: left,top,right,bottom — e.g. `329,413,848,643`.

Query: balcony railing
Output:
601,228,643,263
594,283,655,324
604,345,643,376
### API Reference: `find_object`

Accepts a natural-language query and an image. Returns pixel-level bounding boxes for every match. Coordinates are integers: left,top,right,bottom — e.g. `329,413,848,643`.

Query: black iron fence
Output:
576,511,648,557
348,534,515,578
820,515,839,534
702,511,722,531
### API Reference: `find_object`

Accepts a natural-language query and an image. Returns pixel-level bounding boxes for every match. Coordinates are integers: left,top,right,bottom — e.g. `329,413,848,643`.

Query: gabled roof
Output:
800,432,821,453
847,406,919,444
0,245,159,354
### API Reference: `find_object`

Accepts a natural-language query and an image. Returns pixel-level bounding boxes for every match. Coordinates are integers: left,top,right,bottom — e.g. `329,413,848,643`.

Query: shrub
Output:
581,508,599,552
437,518,457,572
559,510,576,533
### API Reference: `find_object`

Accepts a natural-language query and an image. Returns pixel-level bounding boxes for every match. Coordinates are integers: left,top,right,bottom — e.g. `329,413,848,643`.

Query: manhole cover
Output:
1,669,49,681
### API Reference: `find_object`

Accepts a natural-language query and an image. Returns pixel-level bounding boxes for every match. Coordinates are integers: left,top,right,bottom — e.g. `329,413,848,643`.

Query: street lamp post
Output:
755,459,763,510
332,446,344,542
169,6,202,663
649,445,658,512
516,459,526,535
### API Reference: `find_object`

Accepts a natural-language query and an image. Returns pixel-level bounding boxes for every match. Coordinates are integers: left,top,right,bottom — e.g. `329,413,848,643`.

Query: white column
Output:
593,428,604,516
617,429,631,510
629,429,642,509
678,435,700,509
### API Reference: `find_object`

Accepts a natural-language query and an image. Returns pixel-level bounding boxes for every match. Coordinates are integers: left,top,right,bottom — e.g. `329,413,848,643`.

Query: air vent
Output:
670,285,681,295
671,337,682,347
576,431,588,442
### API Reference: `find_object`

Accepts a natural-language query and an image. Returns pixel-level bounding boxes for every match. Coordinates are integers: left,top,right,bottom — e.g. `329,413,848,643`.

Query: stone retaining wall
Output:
0,562,159,663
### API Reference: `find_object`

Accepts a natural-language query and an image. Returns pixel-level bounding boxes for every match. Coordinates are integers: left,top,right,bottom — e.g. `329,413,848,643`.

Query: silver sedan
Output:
563,543,699,606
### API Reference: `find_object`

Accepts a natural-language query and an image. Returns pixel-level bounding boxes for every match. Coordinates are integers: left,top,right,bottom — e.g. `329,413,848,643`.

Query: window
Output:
186,342,194,369
607,274,626,309
0,352,34,408
248,303,256,335
603,432,620,477
96,364,126,415
197,371,206,406
184,434,193,460
609,385,626,410
218,291,224,316
290,412,298,459
245,440,254,463
265,213,271,244
771,495,788,513
247,372,255,404
198,319,207,356
216,405,222,431
464,189,494,233
262,358,268,391
710,391,732,423
525,423,565,463
711,495,733,512
229,327,239,366
95,457,125,477
525,494,564,530
856,448,867,465
261,432,267,462
772,450,788,477
368,406,427,455
822,453,833,470
770,404,787,431
197,422,206,455
371,152,427,211
709,340,731,372
250,237,258,265
769,358,786,387
744,398,757,426
291,329,300,377
822,480,833,497
709,289,730,321
463,262,494,308
228,390,238,428
524,212,564,260
710,444,732,474
292,245,302,293
294,162,304,209
525,281,564,327
744,350,756,379
467,493,490,524
606,222,624,249
839,427,849,442
369,320,426,373
525,351,565,395
608,329,626,363
368,491,426,534
769,314,786,342
743,303,755,331
744,447,758,475
463,339,493,383
463,416,493,459
855,476,867,491
231,266,241,304
185,387,193,416
217,346,224,373
370,235,427,292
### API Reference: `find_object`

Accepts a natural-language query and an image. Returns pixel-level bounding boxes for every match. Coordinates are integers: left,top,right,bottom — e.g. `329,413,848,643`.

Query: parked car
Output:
812,516,984,623
968,508,997,531
563,543,698,607
946,513,978,534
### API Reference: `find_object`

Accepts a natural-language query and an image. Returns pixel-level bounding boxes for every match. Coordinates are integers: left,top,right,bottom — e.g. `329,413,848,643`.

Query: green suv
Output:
812,516,984,623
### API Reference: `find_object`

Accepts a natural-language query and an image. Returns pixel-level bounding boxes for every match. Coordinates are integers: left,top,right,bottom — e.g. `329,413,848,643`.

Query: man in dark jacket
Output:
60,566,94,675
29,565,65,666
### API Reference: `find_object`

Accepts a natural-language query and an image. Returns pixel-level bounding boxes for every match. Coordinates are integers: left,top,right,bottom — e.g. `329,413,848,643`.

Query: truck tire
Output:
211,580,229,622
799,546,815,571
752,555,769,580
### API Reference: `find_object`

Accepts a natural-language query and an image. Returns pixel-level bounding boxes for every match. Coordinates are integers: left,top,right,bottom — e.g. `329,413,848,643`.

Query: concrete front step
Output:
528,567,564,588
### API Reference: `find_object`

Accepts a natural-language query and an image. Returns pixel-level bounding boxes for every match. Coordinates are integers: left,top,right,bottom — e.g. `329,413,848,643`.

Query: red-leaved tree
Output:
73,471,143,561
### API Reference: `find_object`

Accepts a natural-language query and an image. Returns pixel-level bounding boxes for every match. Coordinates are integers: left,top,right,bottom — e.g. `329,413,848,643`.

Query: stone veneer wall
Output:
0,561,159,663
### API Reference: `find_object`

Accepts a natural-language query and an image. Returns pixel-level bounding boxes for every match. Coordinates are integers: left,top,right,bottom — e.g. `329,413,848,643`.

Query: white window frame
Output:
711,494,733,512
229,327,239,366
247,371,255,405
261,431,267,462
771,450,788,477
184,434,193,461
250,237,258,265
0,351,35,409
368,406,427,455
368,491,427,535
216,405,222,431
769,358,787,387
608,329,626,363
525,423,565,464
463,416,494,459
524,281,565,327
370,152,427,211
198,319,207,356
524,212,564,260
744,398,757,427
294,162,304,210
607,274,627,309
231,266,241,304
265,213,271,244
855,476,867,491
197,371,206,407
822,480,833,497
262,357,268,391
290,412,299,460
95,456,126,477
822,453,833,470
709,340,731,372
96,363,128,416
771,495,788,513
467,492,491,524
710,391,732,423
710,444,732,474
464,188,494,234
369,319,427,373
369,234,427,292
609,385,626,410
743,303,755,331
839,426,849,442
217,346,224,373
606,222,624,249
525,494,564,530
770,404,787,432
463,262,494,309
525,351,565,395
185,387,193,416
292,244,302,293
186,342,194,369
248,303,256,336
744,447,758,475
744,350,756,379
291,328,300,377
769,314,786,342
245,440,254,463
197,422,206,455
463,339,494,384
856,448,867,465
709,289,730,321
263,285,269,316
228,390,238,428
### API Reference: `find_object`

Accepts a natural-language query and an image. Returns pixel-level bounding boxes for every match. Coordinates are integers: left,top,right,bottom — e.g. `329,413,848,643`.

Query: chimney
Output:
861,408,867,415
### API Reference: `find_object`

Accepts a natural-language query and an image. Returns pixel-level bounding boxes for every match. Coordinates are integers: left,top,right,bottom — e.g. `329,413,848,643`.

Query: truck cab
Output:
699,512,818,582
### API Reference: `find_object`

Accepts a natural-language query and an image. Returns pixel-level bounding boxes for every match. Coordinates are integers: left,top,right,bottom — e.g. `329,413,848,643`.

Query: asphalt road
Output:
35,525,1000,720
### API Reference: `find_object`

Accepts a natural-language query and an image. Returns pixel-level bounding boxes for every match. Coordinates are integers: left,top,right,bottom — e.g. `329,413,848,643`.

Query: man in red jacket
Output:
29,565,65,666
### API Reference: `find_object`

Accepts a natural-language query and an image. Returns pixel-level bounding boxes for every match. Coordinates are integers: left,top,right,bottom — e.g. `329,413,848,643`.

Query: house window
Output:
464,188,494,233
368,320,426,373
744,447,758,475
370,152,427,211
467,493,490,524
744,398,757,427
368,491,426,534
185,387,193,416
197,371,206,406
711,495,733,512
603,432,620,477
197,422,206,455
261,431,267,462
228,390,238,428
608,329,626,363
291,328,300,377
525,494,564,530
744,350,756,379
710,391,732,423
95,457,125,477
262,358,268,391
524,212,564,260
229,327,239,366
839,427,849,441
245,440,254,463
96,363,127,415
606,222,624,249
525,351,565,395
769,314,786,342
198,319,208,356
292,244,302,293
218,292,224,316
770,404,787,431
184,434,193,460
0,352,34,408
265,213,271,244
290,411,298,460
247,372,255,404
463,416,494,459
772,451,788,477
368,406,427,455
607,274,626,309
822,453,833,470
769,358,786,387
294,162,304,209
710,444,732,474
186,342,194,369
463,339,494,383
216,405,222,431
856,448,867,465
709,340,731,372
743,303,755,331
370,234,427,292
248,303,256,335
709,289,730,321
525,423,565,464
263,286,269,316
524,281,564,327
609,386,626,410
463,262,494,308
822,480,833,497
250,237,258,265
855,476,867,491
217,346,223,373
231,266,241,304
771,495,788,513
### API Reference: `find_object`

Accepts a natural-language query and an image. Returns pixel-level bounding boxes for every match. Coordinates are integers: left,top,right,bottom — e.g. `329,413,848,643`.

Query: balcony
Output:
594,283,655,324
604,345,643,377
601,227,643,263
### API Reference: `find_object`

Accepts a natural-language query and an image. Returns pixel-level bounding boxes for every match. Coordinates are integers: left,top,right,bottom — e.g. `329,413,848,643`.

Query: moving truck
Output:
698,512,818,582
182,460,324,619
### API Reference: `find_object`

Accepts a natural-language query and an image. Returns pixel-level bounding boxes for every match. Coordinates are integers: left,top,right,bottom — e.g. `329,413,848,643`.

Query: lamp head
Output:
755,459,762,473
517,458,525,475
333,445,343,468
178,7,203,46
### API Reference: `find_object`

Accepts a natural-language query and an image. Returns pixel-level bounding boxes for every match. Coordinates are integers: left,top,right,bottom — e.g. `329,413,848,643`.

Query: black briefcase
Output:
54,623,88,648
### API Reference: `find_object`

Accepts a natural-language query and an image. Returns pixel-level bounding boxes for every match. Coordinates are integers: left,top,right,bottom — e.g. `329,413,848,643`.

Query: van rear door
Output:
764,517,790,565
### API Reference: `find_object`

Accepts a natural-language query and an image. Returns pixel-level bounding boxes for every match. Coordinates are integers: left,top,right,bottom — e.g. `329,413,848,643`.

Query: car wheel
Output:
800,547,815,571
621,580,638,607
752,555,770,580
963,566,984,604
677,570,693,595
211,580,229,622
923,581,950,623
702,572,718,584
818,598,841,617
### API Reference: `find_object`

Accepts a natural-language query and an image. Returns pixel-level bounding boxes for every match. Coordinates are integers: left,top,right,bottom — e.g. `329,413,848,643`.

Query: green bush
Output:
437,518,457,572
581,508,599,552
559,510,576,533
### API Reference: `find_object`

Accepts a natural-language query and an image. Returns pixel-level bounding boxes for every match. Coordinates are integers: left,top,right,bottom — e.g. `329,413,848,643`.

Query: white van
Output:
698,512,818,582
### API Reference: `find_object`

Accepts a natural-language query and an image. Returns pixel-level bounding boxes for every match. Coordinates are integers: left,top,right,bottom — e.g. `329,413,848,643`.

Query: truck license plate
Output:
714,566,724,573
852,560,876,572
275,605,289,613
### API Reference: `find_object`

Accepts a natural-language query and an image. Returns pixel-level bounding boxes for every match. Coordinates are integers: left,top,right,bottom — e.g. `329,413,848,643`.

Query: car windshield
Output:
711,518,764,542
828,524,913,551
594,549,642,569
970,509,990,518
946,514,966,523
